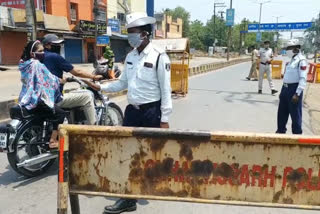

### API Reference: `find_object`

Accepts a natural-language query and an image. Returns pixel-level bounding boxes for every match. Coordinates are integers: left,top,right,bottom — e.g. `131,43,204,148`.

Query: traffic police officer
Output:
83,12,173,214
276,42,308,135
258,40,278,95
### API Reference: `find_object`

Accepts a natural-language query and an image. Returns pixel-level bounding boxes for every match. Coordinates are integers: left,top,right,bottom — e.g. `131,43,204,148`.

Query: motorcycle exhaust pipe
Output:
16,153,58,168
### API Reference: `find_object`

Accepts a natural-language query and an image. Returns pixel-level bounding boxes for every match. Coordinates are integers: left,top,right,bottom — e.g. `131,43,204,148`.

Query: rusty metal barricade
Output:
152,38,190,96
271,60,283,79
57,125,320,214
316,64,320,83
308,63,316,83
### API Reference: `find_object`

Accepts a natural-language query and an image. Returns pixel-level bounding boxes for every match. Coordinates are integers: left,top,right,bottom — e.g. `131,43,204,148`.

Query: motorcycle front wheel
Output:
7,122,55,178
102,103,123,126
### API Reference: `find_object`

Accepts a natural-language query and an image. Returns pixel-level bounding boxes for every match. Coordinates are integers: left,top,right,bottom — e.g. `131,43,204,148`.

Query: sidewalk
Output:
305,83,320,135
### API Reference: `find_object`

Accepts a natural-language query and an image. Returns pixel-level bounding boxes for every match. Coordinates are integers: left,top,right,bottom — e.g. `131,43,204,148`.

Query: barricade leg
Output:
70,194,80,214
57,134,70,214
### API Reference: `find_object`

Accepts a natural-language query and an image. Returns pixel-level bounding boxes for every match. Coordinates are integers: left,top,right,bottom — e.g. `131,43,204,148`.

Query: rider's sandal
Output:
49,141,59,152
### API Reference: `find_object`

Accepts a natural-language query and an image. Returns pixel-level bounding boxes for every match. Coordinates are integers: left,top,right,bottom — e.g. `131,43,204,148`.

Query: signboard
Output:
108,19,120,33
79,20,107,34
248,22,313,32
0,0,41,9
256,32,262,42
97,35,110,46
226,9,235,26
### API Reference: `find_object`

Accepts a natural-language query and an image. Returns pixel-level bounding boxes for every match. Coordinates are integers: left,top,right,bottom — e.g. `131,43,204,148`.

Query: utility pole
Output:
213,2,225,52
218,11,225,46
25,0,37,41
257,1,271,46
93,0,99,60
226,0,232,61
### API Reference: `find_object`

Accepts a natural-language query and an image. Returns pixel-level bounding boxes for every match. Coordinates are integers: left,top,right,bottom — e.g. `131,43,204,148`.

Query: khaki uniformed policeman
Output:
276,42,307,135
83,12,173,214
258,40,278,95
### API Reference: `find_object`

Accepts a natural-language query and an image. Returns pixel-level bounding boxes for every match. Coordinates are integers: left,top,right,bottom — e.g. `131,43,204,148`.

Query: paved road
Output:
0,61,315,214
0,56,246,102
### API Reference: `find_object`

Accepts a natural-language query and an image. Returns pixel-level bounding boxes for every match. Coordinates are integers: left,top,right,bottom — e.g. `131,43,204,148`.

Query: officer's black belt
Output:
283,83,299,88
260,62,271,65
131,100,161,110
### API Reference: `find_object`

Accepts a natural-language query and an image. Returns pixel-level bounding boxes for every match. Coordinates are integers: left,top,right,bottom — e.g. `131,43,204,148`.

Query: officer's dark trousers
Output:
276,83,303,135
118,101,161,205
123,101,161,128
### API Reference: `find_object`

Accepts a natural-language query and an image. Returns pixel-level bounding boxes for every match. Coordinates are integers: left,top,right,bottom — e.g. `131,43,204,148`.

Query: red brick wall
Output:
0,32,27,65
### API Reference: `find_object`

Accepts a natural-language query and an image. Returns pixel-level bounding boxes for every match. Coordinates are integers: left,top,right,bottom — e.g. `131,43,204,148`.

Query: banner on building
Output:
0,0,42,10
79,20,107,34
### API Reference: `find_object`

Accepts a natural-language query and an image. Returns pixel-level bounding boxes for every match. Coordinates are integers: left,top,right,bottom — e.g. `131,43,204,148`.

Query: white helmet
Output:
125,12,156,29
285,39,302,49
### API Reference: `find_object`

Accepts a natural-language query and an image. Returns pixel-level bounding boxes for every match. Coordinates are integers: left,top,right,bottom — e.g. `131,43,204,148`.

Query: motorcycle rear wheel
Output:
7,122,56,178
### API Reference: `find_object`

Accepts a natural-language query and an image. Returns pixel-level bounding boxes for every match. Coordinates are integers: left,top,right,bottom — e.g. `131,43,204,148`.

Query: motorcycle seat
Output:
10,105,34,120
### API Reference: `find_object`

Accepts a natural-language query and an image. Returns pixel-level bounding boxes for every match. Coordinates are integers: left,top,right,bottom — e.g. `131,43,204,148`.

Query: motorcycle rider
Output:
19,40,65,148
41,34,102,125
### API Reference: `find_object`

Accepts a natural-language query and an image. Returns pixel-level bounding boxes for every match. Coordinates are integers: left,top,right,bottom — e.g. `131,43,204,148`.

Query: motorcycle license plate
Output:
0,133,7,149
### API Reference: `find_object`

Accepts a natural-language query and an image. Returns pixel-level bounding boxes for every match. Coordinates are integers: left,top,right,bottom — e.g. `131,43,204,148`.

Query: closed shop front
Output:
64,39,83,63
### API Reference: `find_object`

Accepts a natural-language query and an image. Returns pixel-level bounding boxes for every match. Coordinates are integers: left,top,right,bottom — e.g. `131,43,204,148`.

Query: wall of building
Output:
0,31,27,65
107,0,118,19
130,0,146,13
155,15,183,39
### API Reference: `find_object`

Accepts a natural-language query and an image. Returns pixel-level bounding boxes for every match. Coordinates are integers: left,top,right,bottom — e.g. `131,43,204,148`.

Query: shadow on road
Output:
189,88,279,106
0,160,58,187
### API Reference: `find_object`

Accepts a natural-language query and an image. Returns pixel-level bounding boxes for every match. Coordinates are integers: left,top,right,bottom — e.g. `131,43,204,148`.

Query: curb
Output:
0,58,250,121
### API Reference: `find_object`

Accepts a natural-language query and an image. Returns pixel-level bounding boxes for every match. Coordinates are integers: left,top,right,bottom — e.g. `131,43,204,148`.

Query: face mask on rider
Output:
128,33,146,48
33,52,45,62
50,45,61,54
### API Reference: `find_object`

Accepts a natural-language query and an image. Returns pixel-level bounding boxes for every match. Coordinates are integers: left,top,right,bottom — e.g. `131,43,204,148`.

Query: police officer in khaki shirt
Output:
258,41,278,95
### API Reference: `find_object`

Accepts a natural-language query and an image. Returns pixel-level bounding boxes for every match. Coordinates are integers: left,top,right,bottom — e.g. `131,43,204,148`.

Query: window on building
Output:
117,13,126,25
42,0,47,13
166,23,170,32
70,3,78,24
97,9,106,22
177,25,180,32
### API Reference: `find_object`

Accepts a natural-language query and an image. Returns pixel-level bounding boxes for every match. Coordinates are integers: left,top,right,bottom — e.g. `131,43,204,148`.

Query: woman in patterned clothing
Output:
19,40,65,149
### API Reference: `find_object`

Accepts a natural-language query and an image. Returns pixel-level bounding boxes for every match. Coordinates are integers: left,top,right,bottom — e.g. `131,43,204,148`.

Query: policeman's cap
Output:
125,12,156,29
42,34,64,45
286,45,301,50
264,40,271,45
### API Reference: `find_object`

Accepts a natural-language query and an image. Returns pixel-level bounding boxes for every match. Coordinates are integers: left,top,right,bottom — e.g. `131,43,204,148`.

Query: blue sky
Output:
155,0,320,39
155,0,320,24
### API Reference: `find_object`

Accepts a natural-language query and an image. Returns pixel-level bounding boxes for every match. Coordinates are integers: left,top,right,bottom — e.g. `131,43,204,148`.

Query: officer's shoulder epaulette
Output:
153,45,166,55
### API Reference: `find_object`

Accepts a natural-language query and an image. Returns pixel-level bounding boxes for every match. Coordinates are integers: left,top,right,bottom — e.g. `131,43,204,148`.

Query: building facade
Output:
0,0,108,65
155,13,183,39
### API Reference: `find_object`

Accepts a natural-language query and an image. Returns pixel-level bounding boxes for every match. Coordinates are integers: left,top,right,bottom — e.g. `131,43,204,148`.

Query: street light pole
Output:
213,2,225,52
93,0,99,60
273,16,282,55
226,0,232,61
257,1,271,46
25,0,37,41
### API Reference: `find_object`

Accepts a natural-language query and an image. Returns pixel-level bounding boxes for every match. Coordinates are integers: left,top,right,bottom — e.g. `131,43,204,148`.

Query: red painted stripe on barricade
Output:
59,137,65,183
299,138,320,145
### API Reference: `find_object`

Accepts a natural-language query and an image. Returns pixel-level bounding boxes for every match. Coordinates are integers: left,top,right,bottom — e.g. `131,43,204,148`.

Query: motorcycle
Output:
0,77,123,178
93,58,122,80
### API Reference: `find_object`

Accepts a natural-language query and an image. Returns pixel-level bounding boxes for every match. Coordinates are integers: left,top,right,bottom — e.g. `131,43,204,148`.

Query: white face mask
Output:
287,50,294,58
128,33,144,48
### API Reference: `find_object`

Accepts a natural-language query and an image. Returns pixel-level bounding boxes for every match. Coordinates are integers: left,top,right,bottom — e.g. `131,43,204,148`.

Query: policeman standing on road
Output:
83,12,173,214
246,45,259,81
258,41,278,95
276,42,308,135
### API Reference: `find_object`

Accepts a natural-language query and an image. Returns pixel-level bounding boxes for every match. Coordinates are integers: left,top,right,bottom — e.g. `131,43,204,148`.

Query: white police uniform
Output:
258,48,276,91
100,43,172,123
276,52,308,134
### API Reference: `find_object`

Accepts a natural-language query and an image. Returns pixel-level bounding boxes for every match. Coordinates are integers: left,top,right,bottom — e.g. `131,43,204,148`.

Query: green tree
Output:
304,13,320,54
189,20,205,50
165,6,191,37
203,15,228,48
